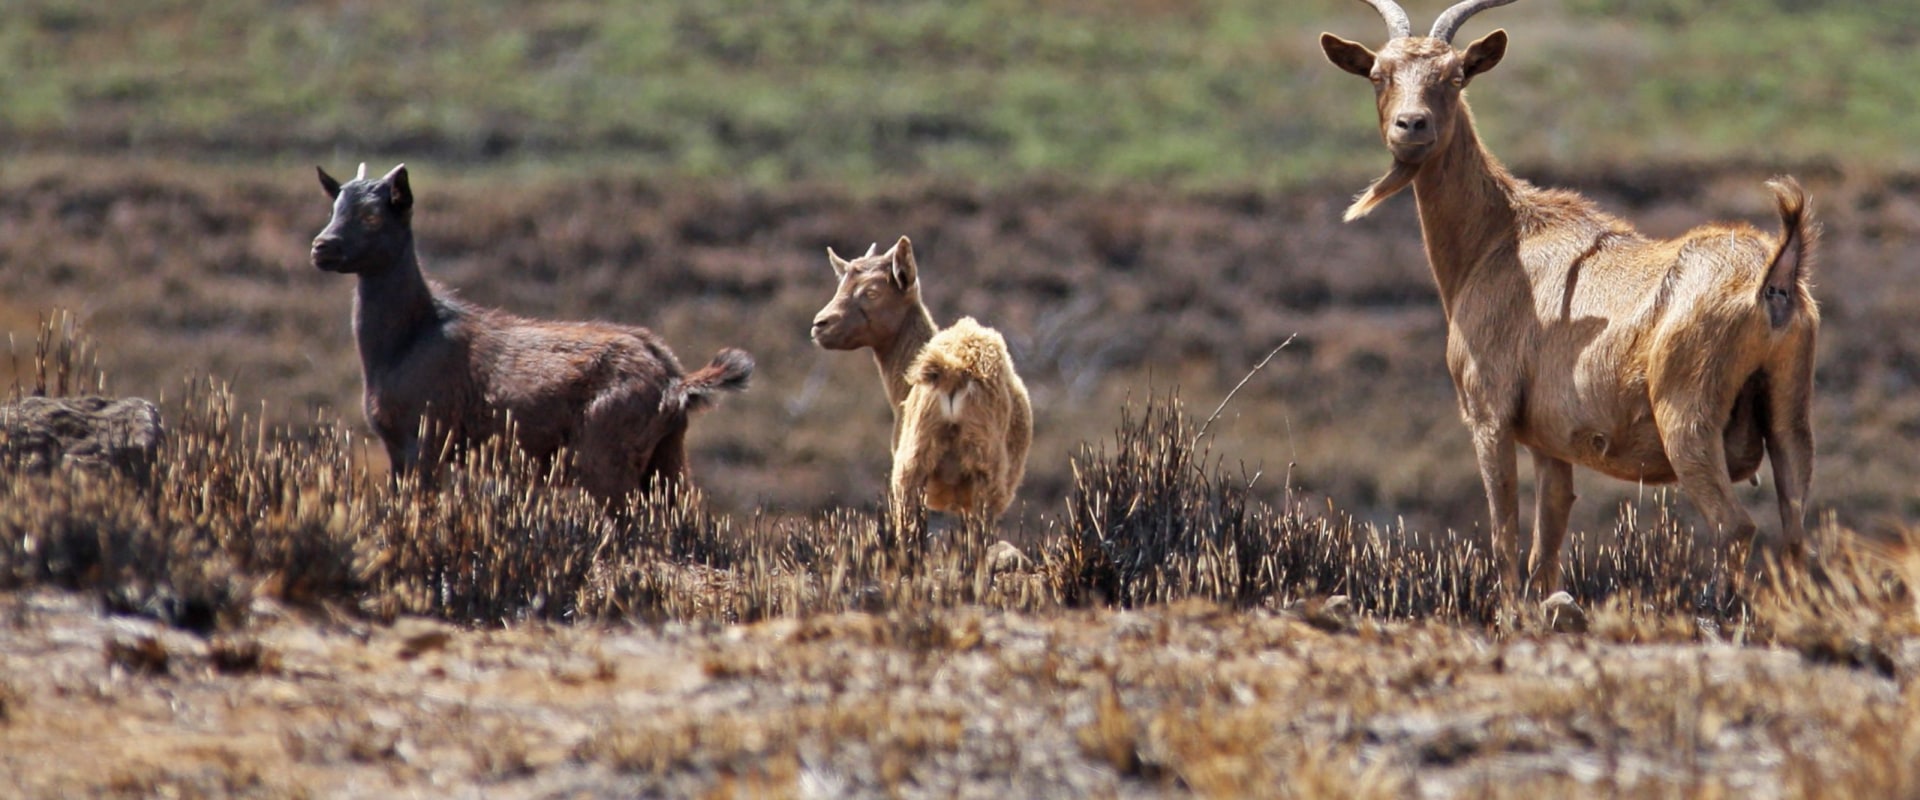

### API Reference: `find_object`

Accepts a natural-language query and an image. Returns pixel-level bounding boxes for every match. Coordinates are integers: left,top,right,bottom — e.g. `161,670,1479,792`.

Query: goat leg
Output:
1469,424,1524,599
1528,450,1576,597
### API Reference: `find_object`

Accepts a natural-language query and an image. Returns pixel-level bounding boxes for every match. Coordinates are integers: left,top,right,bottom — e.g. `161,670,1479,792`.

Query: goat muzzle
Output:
809,314,837,342
310,237,347,272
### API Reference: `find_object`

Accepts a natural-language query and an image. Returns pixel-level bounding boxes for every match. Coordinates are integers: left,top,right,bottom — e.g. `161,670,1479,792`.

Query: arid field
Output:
5,0,1920,796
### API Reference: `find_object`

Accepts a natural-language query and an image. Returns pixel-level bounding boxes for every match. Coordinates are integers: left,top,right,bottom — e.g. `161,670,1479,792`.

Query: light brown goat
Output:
809,236,940,450
311,163,753,505
1320,0,1819,595
892,316,1034,521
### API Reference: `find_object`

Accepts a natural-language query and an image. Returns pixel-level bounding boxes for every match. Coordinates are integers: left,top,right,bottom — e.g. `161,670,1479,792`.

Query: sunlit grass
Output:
3,1,1912,187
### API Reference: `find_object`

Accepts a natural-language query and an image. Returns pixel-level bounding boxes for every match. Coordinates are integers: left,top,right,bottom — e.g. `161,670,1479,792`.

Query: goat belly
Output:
1562,431,1678,483
1523,412,1677,484
931,448,971,487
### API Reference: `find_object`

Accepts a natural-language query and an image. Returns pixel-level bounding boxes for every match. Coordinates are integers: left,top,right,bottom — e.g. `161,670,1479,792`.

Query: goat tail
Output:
663,348,755,414
1760,175,1819,329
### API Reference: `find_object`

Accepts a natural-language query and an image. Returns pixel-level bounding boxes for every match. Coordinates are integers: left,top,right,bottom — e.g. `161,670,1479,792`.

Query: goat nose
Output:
1394,112,1429,132
811,314,834,329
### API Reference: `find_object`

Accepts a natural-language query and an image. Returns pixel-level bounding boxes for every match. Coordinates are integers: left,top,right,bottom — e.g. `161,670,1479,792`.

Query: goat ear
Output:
888,235,918,291
1321,33,1377,77
383,164,413,211
1462,29,1506,80
826,246,850,277
317,167,342,200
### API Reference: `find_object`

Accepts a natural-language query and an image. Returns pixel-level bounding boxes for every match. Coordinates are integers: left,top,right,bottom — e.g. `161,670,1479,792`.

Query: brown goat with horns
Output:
1320,0,1819,597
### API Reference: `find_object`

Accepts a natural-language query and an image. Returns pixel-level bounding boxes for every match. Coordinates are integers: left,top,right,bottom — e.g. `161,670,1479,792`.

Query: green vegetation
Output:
4,1,1915,187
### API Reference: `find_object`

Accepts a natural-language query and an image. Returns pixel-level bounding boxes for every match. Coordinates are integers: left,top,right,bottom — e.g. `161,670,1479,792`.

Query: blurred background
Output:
2,0,1916,539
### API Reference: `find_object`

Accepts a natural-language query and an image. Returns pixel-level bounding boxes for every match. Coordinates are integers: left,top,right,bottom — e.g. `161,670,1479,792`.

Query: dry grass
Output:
10,315,1895,634
2,326,1914,601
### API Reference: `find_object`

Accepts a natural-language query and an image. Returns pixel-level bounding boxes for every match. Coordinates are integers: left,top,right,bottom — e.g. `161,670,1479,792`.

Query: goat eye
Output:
1451,75,1465,87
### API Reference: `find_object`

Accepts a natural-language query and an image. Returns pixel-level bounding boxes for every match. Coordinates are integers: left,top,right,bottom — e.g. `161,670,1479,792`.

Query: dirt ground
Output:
2,588,1914,799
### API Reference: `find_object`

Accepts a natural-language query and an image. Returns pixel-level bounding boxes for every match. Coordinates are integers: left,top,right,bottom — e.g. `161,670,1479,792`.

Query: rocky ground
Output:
3,588,1915,798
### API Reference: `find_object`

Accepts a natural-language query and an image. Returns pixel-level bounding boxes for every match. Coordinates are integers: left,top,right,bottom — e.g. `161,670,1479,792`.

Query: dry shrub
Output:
4,312,1915,651
4,310,106,401
0,467,246,633
1057,397,1505,621
0,313,1055,629
1052,396,1920,635
1752,530,1920,677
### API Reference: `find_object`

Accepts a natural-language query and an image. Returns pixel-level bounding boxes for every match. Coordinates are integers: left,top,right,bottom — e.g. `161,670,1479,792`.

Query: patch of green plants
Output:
2,0,1911,187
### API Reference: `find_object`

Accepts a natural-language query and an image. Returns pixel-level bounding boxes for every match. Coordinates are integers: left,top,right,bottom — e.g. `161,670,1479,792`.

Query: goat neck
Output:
1407,103,1522,316
352,237,441,373
876,304,938,411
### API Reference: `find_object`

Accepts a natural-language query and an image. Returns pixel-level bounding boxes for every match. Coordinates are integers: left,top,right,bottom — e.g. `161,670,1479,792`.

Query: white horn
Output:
865,242,879,258
355,162,367,180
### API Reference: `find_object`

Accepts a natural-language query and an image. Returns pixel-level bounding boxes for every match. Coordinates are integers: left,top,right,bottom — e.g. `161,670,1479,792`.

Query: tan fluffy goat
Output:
890,316,1033,521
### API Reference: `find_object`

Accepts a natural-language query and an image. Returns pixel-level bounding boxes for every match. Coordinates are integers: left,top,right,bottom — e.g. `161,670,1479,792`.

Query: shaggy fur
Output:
891,317,1033,520
311,163,752,503
810,236,940,450
1322,1,1820,595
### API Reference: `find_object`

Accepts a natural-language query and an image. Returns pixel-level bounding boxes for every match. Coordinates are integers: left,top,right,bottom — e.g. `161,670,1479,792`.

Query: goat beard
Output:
1342,159,1421,222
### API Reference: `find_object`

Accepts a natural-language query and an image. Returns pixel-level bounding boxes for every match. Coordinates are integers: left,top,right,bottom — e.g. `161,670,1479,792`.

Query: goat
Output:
1320,0,1819,596
891,316,1034,521
809,236,940,451
310,163,753,504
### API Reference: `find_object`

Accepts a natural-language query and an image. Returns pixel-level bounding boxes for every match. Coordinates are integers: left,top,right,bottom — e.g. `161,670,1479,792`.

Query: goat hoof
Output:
1541,591,1587,634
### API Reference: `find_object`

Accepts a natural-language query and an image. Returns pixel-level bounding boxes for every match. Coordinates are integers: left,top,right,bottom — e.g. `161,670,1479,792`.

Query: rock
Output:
103,635,170,676
987,540,1031,574
1542,591,1588,634
0,396,164,484
390,617,455,660
1304,595,1356,633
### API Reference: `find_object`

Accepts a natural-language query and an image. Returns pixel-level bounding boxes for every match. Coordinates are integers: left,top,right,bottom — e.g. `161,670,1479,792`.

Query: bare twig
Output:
1193,335,1295,450
7,332,20,401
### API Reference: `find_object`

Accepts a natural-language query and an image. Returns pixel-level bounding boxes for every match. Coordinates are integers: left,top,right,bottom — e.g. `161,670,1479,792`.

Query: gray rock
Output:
987,540,1032,574
0,396,165,483
1542,591,1589,634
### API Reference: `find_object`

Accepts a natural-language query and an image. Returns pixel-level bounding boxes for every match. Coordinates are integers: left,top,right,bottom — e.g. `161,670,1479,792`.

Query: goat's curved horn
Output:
865,242,879,258
354,162,367,180
1429,0,1517,43
1353,0,1411,39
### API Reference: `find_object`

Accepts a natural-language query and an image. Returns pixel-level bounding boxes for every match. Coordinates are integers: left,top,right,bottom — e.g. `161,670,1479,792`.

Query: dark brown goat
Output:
1321,0,1819,597
310,163,752,503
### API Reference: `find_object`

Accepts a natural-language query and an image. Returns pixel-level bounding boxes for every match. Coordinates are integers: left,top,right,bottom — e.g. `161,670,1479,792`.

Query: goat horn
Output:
354,162,367,180
1353,0,1411,39
1429,0,1517,43
866,242,879,258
